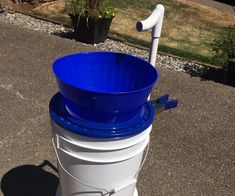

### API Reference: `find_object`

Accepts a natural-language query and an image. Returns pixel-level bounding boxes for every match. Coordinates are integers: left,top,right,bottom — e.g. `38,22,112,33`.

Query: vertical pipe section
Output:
136,4,165,67
136,4,165,100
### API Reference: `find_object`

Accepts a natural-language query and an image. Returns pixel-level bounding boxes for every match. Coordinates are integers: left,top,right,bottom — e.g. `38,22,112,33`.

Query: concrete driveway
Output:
0,21,234,196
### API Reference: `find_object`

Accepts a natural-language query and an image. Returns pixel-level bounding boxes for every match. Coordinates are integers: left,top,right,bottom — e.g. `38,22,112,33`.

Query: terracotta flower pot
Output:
70,14,113,44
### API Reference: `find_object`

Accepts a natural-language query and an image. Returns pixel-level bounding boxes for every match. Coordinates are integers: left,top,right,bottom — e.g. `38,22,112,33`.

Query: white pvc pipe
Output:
136,4,165,67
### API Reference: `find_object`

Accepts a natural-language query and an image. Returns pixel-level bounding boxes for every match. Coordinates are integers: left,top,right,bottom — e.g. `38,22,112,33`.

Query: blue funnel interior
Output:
53,52,157,94
53,52,158,123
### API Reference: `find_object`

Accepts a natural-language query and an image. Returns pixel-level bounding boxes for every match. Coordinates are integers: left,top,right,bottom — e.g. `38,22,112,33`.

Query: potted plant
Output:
211,25,235,86
65,0,115,44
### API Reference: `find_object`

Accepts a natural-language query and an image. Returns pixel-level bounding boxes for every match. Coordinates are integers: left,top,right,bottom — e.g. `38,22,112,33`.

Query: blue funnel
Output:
52,52,158,123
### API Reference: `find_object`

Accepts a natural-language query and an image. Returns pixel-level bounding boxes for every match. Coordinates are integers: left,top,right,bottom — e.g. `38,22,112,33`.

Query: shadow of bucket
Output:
52,52,158,123
1,160,58,196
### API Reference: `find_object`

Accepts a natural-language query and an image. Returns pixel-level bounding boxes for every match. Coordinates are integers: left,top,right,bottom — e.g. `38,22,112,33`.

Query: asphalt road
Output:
0,21,234,196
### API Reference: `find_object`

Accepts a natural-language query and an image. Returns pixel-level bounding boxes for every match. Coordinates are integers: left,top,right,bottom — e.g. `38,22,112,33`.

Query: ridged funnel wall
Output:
52,52,158,123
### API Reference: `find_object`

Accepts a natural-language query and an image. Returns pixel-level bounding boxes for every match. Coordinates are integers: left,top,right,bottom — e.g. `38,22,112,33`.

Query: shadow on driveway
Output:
52,30,75,40
183,63,235,87
1,160,58,196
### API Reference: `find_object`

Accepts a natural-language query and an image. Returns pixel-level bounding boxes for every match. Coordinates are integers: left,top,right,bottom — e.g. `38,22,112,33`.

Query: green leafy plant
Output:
211,25,235,67
65,0,116,19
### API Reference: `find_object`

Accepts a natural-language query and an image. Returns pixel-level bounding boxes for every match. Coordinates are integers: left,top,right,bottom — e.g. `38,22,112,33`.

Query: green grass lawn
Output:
34,0,235,64
108,0,235,64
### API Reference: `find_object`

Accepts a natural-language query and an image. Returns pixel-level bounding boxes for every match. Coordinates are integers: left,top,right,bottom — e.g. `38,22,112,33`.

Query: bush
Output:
65,0,115,19
211,25,235,67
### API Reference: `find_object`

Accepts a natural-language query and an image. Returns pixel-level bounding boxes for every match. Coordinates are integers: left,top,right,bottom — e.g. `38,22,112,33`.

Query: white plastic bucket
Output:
51,120,152,196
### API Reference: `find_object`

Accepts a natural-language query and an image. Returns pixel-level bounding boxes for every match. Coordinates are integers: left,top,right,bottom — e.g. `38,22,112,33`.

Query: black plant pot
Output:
70,14,113,44
227,62,235,86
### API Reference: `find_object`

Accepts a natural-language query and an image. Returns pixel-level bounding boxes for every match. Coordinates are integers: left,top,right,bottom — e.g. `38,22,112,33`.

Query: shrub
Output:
211,25,235,67
65,0,115,19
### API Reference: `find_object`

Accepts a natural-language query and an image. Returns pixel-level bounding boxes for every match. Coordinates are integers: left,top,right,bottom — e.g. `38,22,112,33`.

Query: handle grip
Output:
150,94,178,114
165,100,178,110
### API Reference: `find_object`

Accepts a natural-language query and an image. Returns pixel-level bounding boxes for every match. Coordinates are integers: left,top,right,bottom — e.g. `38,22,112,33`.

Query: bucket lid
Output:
49,93,154,139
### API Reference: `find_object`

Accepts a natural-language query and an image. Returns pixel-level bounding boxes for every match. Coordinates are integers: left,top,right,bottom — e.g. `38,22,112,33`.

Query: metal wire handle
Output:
52,134,150,195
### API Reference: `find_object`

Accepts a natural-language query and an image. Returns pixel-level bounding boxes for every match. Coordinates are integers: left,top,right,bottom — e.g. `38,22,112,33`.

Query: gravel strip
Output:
0,12,67,33
0,12,210,76
94,39,209,76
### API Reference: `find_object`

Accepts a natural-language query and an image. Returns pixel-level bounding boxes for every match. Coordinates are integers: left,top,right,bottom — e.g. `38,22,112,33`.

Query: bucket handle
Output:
52,135,150,195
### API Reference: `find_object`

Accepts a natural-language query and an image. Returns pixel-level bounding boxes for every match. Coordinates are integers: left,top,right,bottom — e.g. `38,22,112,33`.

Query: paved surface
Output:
0,21,234,196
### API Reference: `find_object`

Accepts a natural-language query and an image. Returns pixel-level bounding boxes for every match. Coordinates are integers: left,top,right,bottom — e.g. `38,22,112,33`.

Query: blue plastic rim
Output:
49,93,155,139
52,52,158,123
